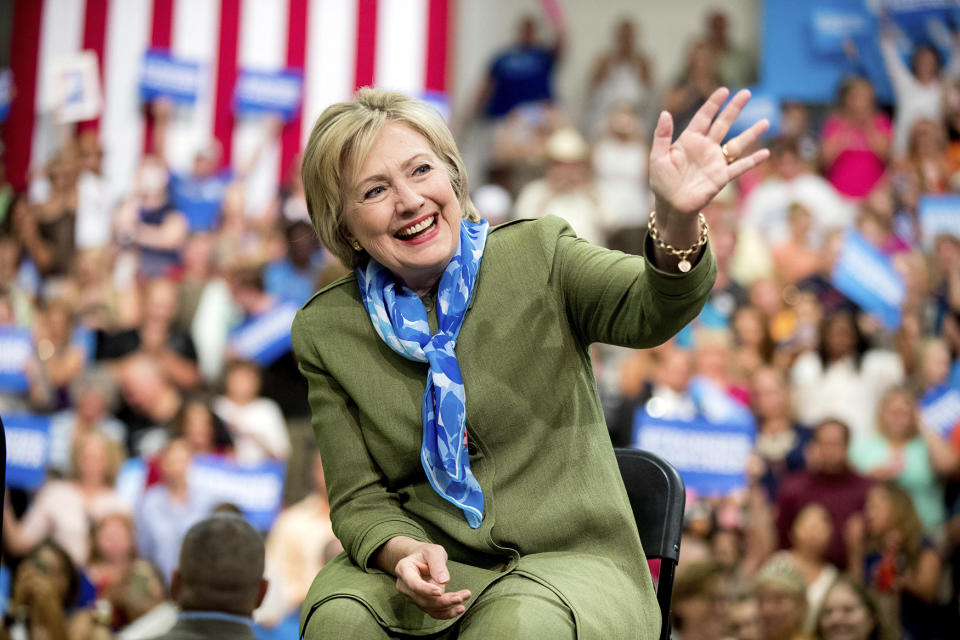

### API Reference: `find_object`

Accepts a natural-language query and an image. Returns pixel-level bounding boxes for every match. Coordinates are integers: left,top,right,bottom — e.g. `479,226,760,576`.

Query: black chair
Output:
615,447,685,640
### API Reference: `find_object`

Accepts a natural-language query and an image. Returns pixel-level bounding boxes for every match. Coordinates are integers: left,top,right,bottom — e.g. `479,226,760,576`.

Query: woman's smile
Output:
344,122,463,295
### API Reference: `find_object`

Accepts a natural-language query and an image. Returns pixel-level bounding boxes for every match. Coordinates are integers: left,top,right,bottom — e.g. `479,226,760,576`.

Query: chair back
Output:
615,447,685,640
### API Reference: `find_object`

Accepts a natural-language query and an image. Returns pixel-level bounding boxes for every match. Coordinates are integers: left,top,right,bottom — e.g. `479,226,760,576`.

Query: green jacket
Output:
291,216,716,638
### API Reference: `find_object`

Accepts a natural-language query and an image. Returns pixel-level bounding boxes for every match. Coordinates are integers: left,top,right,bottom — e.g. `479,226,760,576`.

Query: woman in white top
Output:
3,430,129,567
791,310,904,439
880,24,960,154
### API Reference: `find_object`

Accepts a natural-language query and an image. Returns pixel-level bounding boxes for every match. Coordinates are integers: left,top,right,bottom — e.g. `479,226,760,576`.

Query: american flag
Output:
4,0,452,211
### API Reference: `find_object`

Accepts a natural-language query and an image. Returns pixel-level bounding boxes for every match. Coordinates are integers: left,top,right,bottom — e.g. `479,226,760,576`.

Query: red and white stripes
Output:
3,0,451,211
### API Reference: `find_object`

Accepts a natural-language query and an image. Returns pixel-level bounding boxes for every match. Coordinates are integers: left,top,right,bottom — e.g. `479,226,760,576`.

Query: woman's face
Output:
343,123,462,294
757,586,805,640
752,369,786,419
78,437,109,485
791,504,833,556
914,47,939,83
818,582,874,640
733,309,764,347
880,393,915,441
844,81,875,118
825,316,855,360
865,486,894,535
183,403,214,451
95,516,133,561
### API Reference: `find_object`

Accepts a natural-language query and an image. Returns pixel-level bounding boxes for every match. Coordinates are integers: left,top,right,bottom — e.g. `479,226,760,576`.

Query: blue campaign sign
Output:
234,68,303,120
0,327,32,393
632,411,755,496
4,414,50,490
187,455,286,530
832,230,905,329
810,7,872,55
0,69,11,123
228,302,298,367
921,384,960,437
140,49,202,105
760,0,960,105
919,194,960,249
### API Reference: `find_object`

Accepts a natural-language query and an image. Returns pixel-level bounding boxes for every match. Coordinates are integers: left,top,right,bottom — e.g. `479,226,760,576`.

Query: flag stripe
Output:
78,0,109,133
4,0,45,190
375,0,426,94
213,0,242,169
101,0,151,203
424,0,448,93
143,0,176,154
354,0,377,90
280,0,309,185
302,0,357,149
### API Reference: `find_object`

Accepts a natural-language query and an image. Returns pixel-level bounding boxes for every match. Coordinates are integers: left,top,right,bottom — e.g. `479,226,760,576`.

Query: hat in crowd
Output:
546,127,589,162
755,556,806,598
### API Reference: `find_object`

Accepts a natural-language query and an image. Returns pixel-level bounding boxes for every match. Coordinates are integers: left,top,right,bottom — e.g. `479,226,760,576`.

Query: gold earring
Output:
351,240,362,251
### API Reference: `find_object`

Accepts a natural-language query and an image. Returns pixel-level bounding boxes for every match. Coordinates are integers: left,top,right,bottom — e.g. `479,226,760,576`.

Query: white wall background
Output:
451,0,761,126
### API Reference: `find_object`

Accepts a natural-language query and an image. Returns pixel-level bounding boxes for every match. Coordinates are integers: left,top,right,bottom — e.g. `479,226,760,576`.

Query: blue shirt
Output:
485,46,556,117
169,170,232,232
137,486,214,584
263,258,319,306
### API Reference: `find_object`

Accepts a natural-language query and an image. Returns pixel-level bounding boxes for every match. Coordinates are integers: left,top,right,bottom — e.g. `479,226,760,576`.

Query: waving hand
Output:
650,88,770,216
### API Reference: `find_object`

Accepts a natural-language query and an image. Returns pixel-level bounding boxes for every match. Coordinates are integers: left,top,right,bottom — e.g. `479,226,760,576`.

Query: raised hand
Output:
649,87,770,217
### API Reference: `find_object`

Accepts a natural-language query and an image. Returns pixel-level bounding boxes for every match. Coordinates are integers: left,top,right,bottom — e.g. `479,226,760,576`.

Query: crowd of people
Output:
1,6,960,639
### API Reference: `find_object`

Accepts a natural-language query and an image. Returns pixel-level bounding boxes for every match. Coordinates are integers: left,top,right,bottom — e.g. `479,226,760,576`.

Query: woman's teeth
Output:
397,215,436,238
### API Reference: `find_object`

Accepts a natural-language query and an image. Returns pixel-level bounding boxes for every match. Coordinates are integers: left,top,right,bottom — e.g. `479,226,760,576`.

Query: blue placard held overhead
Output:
140,49,203,105
227,302,299,367
0,327,32,393
188,455,286,530
234,69,303,121
832,230,906,329
921,385,960,438
726,88,781,140
4,414,51,490
919,194,960,249
809,8,872,55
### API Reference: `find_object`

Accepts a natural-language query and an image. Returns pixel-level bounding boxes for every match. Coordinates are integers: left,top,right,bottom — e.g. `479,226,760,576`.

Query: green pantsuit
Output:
291,216,716,639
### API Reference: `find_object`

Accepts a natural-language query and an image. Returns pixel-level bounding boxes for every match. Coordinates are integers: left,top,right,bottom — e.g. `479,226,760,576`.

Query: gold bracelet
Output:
647,210,709,273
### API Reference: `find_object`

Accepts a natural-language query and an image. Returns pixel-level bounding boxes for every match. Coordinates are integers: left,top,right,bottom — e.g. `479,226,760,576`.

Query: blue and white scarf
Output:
356,219,489,528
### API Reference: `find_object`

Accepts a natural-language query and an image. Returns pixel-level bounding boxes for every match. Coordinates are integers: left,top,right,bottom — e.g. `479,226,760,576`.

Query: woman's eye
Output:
364,186,385,200
414,164,431,176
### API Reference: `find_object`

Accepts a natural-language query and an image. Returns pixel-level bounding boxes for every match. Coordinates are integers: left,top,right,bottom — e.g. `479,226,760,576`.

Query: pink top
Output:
822,113,892,198
17,480,130,567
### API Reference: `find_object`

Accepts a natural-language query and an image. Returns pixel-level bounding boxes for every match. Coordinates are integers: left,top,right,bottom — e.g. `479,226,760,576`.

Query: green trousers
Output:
302,573,576,639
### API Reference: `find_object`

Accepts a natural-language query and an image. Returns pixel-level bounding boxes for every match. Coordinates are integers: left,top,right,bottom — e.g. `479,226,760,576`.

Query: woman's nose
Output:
394,179,425,212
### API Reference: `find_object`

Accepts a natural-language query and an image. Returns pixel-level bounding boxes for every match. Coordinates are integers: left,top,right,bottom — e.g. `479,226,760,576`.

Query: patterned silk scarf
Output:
356,219,489,528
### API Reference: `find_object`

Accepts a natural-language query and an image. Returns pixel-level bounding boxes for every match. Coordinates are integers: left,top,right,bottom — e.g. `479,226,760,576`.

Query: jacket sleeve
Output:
291,310,431,572
541,216,717,348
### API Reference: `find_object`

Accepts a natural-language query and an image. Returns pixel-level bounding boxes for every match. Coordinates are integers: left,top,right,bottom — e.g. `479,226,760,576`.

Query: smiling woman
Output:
293,88,768,639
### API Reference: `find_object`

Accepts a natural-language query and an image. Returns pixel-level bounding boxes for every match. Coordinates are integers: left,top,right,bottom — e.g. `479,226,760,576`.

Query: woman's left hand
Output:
649,87,770,216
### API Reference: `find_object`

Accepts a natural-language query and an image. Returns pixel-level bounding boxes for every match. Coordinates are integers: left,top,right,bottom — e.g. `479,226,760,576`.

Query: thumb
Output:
650,110,674,161
422,545,450,585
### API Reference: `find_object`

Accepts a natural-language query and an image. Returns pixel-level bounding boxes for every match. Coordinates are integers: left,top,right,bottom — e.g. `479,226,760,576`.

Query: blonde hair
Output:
70,430,124,486
300,88,479,268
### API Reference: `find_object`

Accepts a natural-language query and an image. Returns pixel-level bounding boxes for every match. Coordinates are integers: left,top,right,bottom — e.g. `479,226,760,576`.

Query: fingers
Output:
650,110,674,160
394,546,471,620
722,118,770,160
422,544,450,586
726,148,771,181
686,87,730,136
707,88,752,143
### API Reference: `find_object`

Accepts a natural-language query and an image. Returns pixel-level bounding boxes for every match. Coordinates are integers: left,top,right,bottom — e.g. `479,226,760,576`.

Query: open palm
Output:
650,88,770,215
